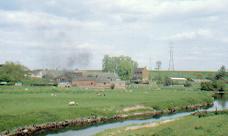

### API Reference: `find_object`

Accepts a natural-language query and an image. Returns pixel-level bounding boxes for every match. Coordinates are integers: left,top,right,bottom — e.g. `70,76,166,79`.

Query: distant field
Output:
0,86,212,132
150,70,216,80
97,111,228,136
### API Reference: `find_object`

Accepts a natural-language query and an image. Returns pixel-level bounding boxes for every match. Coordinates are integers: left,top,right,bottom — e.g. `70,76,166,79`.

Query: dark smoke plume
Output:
39,47,92,70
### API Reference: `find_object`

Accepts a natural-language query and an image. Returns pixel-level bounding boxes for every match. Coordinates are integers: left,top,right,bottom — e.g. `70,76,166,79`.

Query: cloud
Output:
165,29,213,41
0,0,227,70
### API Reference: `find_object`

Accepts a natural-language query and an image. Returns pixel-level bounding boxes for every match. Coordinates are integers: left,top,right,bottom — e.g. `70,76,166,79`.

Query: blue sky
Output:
0,0,227,70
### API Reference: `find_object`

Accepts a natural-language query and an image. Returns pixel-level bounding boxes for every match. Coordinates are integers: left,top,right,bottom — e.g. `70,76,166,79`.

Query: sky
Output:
0,0,227,71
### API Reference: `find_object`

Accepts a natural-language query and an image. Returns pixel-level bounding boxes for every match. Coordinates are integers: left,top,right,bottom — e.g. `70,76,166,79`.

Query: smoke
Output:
39,47,92,70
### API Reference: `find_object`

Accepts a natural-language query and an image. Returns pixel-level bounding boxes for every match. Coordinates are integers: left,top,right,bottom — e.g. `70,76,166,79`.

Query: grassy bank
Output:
97,111,228,136
0,86,212,132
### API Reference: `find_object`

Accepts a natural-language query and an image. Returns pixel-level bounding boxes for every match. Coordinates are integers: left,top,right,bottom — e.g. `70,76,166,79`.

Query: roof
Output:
170,77,187,81
134,67,148,73
73,72,119,83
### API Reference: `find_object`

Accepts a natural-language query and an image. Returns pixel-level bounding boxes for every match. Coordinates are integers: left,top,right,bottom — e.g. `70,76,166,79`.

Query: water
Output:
47,97,228,136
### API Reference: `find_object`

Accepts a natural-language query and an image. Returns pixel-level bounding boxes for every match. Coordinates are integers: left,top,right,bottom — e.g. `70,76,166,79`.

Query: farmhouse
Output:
132,67,149,84
72,72,126,89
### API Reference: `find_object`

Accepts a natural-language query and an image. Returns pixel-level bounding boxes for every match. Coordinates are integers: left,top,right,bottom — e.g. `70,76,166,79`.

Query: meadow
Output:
96,111,228,136
150,70,216,80
0,86,213,132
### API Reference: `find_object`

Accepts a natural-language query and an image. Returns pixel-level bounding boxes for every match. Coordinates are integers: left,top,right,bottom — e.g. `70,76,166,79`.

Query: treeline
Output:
0,62,55,86
102,55,138,80
0,62,28,83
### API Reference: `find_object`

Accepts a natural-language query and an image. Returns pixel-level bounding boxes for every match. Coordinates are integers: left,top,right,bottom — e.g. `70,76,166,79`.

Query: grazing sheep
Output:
68,101,75,106
97,93,102,96
51,93,57,97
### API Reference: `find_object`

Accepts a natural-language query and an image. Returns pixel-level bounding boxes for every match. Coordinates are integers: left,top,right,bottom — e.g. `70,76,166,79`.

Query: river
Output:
47,96,228,136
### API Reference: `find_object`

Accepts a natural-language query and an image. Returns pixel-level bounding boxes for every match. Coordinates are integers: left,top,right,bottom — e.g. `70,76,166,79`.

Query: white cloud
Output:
165,29,213,41
0,0,227,70
0,9,104,30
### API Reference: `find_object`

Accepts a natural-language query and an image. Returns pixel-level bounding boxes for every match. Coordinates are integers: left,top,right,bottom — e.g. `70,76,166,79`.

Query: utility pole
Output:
149,57,152,70
168,46,175,71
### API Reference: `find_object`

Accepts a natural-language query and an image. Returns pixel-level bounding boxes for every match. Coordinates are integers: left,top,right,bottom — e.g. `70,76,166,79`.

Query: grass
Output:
150,70,216,80
96,111,228,136
0,86,212,132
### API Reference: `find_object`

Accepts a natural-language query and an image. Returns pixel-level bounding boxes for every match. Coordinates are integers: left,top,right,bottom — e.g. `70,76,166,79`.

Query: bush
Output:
200,80,225,92
154,75,163,84
184,81,192,87
200,82,214,91
164,77,172,86
213,80,225,92
186,78,193,81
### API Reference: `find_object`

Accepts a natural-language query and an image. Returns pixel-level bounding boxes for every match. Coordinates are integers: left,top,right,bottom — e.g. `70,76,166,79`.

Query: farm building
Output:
132,67,149,84
169,77,187,85
31,69,47,78
72,72,126,89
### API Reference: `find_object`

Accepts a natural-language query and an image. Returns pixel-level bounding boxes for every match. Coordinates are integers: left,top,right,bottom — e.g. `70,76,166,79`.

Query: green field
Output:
0,86,212,132
97,111,228,136
150,70,216,80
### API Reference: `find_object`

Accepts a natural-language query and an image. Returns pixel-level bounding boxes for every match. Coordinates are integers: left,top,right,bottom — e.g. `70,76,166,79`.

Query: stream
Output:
47,97,228,136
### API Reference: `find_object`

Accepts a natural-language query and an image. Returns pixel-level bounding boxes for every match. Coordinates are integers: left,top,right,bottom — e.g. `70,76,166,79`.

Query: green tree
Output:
200,65,226,92
215,65,226,80
102,55,138,80
0,62,28,82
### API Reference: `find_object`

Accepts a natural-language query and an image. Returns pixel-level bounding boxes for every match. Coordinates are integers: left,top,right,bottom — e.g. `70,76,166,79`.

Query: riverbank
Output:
3,102,213,136
0,86,213,135
96,110,228,136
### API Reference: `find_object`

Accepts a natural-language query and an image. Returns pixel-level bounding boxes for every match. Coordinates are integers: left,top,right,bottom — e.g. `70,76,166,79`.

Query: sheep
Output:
68,101,75,106
51,93,57,97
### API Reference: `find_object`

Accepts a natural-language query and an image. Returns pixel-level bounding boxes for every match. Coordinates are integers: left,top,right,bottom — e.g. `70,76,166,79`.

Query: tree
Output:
102,55,138,80
214,65,226,80
155,61,162,71
200,65,226,92
0,62,28,82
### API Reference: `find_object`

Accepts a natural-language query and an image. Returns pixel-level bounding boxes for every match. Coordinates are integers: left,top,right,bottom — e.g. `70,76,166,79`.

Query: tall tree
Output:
102,55,138,80
215,65,226,80
155,61,162,71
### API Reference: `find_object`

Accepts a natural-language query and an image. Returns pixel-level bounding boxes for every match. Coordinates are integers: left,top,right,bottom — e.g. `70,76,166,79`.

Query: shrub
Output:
212,80,225,92
164,77,172,86
184,81,192,87
200,82,214,91
201,80,225,92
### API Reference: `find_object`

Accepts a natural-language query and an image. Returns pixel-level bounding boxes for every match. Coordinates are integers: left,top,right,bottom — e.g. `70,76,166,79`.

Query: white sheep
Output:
51,93,57,97
68,101,75,106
